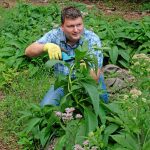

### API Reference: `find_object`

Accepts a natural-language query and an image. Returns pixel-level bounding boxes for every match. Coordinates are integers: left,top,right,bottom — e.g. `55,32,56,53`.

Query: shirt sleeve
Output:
36,29,57,44
90,32,103,68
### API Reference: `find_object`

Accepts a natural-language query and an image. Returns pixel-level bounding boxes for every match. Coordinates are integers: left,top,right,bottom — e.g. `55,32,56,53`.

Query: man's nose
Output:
73,26,78,32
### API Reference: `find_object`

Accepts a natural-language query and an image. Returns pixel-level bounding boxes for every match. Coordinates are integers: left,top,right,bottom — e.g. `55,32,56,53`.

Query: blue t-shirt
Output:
37,27,103,75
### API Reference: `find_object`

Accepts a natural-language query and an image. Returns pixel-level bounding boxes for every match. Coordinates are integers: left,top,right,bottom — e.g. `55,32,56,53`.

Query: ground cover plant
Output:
0,1,150,150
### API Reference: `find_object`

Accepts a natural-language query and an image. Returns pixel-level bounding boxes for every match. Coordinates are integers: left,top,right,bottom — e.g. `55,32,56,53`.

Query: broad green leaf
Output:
109,46,119,64
75,120,87,144
14,57,24,69
111,146,129,150
24,117,41,134
143,139,150,150
39,127,50,147
84,107,98,133
118,60,129,68
106,116,123,125
71,84,81,91
103,123,119,145
54,135,66,150
103,102,123,114
98,102,106,124
117,41,126,49
30,103,42,112
75,48,87,60
7,40,22,49
28,65,39,77
104,123,119,136
137,41,150,53
119,50,130,62
17,111,33,123
4,33,14,38
145,32,150,38
82,82,99,116
0,52,13,57
5,56,16,67
45,60,65,68
111,133,139,150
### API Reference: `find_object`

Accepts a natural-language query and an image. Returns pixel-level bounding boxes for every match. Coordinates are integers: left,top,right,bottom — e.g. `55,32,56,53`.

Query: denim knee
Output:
98,75,109,103
40,85,64,107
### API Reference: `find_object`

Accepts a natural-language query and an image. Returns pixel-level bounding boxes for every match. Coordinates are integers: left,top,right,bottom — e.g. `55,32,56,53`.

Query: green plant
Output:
85,14,150,68
0,67,54,148
17,41,107,149
130,53,150,90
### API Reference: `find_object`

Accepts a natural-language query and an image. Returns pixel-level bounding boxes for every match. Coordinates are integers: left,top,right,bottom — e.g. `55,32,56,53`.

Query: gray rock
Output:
103,64,134,93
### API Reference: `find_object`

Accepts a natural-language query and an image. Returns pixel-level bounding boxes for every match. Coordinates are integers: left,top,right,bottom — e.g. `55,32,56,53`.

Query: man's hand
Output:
43,43,62,60
90,68,102,83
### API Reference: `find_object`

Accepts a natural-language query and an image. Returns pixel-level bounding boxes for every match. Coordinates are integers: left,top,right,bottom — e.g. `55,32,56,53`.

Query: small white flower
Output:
146,68,150,72
123,95,129,100
130,88,142,98
62,113,67,116
65,107,75,113
55,111,62,117
91,146,98,150
133,53,148,60
83,140,89,146
74,144,84,150
65,113,73,117
131,94,139,99
75,114,82,119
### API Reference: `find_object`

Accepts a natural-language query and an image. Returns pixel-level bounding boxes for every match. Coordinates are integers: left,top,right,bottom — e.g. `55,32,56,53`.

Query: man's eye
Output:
68,26,73,28
77,24,81,27
67,24,82,28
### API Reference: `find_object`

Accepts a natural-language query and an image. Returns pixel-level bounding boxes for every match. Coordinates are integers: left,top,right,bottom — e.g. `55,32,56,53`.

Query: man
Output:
25,6,108,106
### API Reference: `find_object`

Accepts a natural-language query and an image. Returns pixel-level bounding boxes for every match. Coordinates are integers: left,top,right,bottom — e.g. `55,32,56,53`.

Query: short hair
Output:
61,6,82,24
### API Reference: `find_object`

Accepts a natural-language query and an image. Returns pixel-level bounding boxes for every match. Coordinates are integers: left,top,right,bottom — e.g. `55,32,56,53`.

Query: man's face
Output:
61,17,84,43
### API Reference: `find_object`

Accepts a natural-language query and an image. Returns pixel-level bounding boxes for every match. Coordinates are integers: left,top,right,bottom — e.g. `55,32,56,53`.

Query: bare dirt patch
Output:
0,140,9,150
0,0,149,20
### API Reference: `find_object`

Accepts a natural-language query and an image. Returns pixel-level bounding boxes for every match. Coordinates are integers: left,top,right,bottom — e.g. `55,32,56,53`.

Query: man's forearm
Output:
25,42,44,57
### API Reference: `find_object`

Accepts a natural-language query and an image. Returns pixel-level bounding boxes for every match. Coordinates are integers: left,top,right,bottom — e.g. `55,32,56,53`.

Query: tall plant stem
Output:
68,64,75,93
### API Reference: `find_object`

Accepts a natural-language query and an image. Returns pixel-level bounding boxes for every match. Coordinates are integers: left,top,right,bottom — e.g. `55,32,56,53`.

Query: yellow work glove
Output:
43,43,62,60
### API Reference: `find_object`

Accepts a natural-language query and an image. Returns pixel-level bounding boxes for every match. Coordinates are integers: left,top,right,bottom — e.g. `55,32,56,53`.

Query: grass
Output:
0,67,55,148
102,0,150,11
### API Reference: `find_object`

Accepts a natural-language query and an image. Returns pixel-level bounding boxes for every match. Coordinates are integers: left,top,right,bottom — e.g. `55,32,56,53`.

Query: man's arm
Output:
84,31,103,83
25,42,45,57
90,68,102,83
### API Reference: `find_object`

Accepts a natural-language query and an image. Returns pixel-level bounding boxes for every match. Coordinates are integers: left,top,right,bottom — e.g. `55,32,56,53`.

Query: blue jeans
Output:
40,75,109,107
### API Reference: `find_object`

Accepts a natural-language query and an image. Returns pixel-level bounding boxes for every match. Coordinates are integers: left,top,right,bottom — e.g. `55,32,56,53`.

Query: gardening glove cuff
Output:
43,43,62,60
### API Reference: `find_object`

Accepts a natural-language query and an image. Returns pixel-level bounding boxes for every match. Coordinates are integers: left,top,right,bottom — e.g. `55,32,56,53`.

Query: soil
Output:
0,140,9,150
0,0,150,20
0,0,149,149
